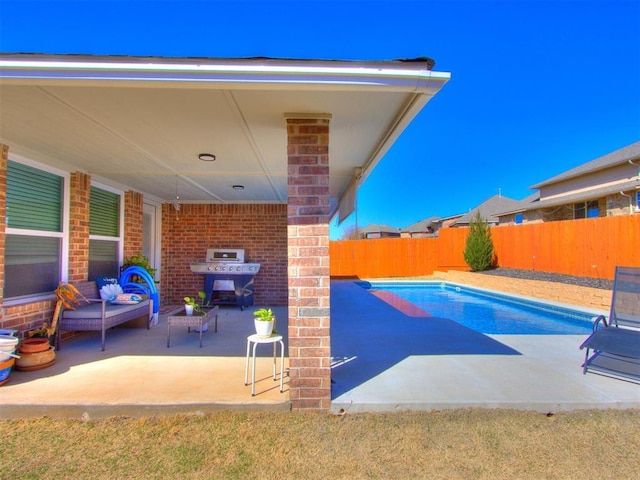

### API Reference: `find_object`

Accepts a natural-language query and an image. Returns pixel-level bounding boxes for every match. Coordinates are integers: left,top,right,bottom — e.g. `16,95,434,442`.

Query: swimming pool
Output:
360,281,598,335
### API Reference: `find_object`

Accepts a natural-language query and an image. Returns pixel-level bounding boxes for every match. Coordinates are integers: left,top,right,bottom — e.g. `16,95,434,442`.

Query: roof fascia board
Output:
0,57,450,92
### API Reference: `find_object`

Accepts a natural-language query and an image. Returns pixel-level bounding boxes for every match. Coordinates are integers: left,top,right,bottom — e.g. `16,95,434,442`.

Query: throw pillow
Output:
109,293,142,305
100,283,124,300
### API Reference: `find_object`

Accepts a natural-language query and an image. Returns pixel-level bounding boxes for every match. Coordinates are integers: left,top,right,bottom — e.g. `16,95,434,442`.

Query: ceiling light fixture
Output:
173,176,181,212
198,153,216,161
232,185,245,190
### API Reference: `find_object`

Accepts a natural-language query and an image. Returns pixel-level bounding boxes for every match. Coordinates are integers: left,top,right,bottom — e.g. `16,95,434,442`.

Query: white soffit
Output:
0,55,450,207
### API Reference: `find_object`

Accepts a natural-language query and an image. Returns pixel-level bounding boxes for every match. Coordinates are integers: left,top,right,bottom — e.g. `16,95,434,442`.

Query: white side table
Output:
244,333,284,396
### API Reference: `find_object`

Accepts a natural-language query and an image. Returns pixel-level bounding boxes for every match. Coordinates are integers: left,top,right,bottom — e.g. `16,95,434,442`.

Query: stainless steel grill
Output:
190,248,261,310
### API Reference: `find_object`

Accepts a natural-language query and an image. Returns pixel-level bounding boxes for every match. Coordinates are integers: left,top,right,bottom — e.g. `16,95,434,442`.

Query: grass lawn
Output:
1,409,638,479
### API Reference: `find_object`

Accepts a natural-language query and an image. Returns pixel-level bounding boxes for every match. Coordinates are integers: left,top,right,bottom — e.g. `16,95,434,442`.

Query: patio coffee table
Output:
167,306,219,348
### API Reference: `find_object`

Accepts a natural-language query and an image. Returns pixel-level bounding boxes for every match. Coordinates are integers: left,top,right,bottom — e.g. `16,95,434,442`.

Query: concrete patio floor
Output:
1,306,291,420
1,280,638,419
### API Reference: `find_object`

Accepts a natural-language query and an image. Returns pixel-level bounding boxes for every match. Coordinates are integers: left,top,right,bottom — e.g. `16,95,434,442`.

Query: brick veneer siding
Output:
124,191,144,258
160,203,288,306
286,116,331,411
69,172,91,282
434,270,612,311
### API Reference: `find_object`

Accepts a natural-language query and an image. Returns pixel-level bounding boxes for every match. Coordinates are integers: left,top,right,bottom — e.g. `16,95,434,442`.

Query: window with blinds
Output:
6,161,63,231
90,186,120,237
4,161,64,298
89,186,121,278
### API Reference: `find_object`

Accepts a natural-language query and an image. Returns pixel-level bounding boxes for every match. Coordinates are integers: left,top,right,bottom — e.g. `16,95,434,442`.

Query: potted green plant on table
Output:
253,308,276,336
183,296,201,316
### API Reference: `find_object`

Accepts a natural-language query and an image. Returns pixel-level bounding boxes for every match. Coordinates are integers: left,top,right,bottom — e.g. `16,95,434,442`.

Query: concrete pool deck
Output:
1,279,637,419
329,280,639,414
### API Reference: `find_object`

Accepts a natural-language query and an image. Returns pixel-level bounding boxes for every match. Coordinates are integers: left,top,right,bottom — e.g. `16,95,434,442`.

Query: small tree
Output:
463,211,495,271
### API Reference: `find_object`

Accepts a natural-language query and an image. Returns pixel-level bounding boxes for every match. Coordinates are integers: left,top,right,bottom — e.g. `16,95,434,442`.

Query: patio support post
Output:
124,191,144,259
286,114,332,411
69,172,91,282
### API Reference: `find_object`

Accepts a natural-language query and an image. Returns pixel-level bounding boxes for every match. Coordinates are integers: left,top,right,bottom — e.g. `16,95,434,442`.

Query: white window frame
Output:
4,154,70,304
89,181,125,270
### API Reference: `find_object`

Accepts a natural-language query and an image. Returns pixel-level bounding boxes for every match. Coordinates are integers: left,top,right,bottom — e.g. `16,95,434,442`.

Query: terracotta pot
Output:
0,357,15,386
15,346,56,371
19,337,51,354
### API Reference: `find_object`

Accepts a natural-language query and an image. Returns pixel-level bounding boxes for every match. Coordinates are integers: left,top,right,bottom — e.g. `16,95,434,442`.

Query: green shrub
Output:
463,211,495,271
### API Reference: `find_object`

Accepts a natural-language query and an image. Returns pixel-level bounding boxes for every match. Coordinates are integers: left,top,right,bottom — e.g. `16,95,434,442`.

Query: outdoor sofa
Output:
56,280,153,351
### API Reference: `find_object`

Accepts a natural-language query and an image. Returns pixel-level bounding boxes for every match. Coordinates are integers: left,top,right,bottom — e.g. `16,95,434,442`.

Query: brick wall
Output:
69,172,91,282
124,191,144,258
286,116,332,411
160,203,288,306
434,270,611,311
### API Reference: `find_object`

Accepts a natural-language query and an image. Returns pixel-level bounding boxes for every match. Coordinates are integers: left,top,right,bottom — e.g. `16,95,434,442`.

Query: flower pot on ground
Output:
0,357,15,386
0,334,19,360
19,337,51,353
15,346,56,371
253,308,276,336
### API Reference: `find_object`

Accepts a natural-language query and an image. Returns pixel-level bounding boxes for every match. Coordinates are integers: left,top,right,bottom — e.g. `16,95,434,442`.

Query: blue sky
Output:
1,0,639,239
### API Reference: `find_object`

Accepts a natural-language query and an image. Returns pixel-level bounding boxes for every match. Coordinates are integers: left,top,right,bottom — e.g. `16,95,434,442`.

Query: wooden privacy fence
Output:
330,215,640,280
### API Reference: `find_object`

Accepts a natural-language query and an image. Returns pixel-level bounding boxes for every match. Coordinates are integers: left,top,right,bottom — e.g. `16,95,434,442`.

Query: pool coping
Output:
362,279,609,319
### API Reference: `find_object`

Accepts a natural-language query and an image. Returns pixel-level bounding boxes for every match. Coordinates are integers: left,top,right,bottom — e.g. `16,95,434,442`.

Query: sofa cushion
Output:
61,300,150,319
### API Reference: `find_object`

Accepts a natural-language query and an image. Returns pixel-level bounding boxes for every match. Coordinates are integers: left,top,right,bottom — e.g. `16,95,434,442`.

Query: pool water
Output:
364,282,595,335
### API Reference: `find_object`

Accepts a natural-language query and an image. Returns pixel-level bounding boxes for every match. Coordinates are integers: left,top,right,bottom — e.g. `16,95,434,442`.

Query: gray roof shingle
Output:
531,141,640,189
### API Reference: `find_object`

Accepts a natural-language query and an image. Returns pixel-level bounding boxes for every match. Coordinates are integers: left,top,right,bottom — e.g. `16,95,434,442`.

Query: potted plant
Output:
121,253,157,278
253,308,276,336
183,296,201,316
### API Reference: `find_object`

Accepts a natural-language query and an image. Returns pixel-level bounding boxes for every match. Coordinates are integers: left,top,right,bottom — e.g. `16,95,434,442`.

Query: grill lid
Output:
190,248,260,274
206,248,245,263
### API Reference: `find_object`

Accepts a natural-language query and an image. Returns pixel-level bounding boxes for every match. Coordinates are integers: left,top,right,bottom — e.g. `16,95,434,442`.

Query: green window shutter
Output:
6,161,63,231
90,186,120,237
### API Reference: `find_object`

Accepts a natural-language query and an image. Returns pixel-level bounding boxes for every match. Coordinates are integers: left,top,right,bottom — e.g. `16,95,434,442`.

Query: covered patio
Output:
0,54,450,410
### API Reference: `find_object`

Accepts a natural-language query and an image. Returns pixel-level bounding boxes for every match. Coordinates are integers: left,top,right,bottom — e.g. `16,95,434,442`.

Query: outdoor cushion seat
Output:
61,301,150,319
580,266,640,383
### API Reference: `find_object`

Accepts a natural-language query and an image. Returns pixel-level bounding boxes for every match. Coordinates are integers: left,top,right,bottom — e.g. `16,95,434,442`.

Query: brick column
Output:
124,191,144,259
69,172,91,282
0,145,8,315
286,115,332,411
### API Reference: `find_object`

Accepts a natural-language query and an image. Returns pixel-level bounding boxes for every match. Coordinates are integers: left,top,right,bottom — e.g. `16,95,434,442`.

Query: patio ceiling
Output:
0,54,450,214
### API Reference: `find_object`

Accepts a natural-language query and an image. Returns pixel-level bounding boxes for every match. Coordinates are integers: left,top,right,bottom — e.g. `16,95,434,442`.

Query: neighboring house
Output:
448,194,521,227
401,216,441,237
431,213,464,230
359,224,401,239
497,141,640,225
